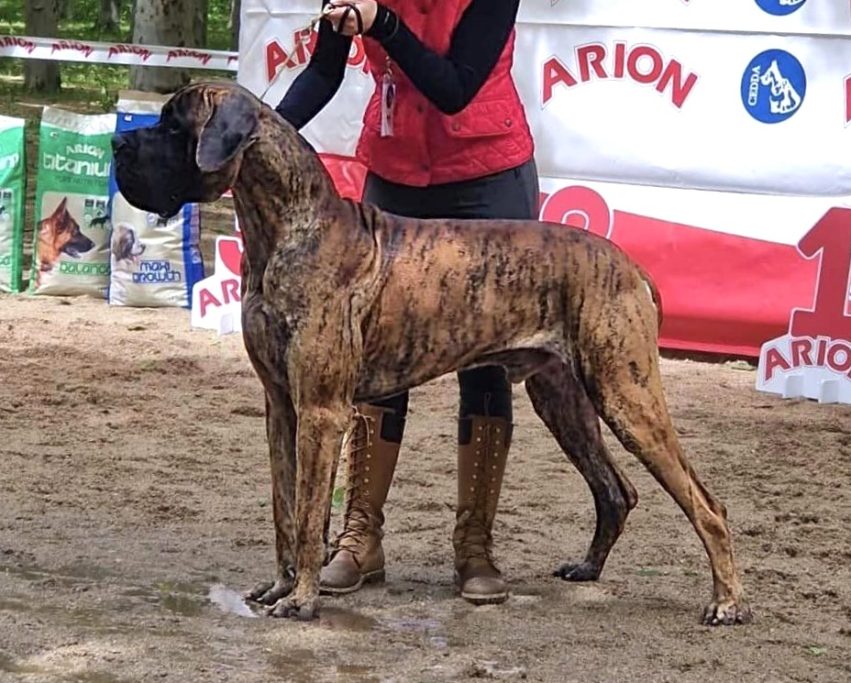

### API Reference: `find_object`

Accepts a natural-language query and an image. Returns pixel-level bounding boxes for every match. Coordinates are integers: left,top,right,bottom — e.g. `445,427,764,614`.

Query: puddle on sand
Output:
161,592,206,617
134,582,261,619
208,584,260,618
203,589,382,630
380,616,452,649
149,579,220,618
319,606,379,632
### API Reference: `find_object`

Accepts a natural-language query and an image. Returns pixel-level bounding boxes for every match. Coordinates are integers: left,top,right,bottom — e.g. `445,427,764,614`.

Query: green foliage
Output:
0,0,236,109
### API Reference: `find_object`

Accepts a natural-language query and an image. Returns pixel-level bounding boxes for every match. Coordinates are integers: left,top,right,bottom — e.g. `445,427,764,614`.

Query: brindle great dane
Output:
112,81,751,626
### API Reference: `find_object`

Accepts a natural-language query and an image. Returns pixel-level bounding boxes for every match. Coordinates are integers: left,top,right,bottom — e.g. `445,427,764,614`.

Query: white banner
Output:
525,0,851,35
521,26,851,195
0,35,238,71
238,5,851,195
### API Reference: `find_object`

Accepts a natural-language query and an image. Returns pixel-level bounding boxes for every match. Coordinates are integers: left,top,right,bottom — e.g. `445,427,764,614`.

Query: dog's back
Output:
355,210,657,399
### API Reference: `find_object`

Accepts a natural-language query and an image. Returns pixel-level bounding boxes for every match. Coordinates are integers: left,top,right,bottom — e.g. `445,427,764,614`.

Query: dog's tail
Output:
636,264,663,331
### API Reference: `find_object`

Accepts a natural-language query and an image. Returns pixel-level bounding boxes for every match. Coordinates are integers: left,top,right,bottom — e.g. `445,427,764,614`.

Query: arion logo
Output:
755,0,807,16
741,49,806,124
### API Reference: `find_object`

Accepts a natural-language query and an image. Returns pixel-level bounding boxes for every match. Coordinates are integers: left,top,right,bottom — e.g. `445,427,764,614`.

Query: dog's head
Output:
112,81,261,218
40,197,95,259
112,223,146,263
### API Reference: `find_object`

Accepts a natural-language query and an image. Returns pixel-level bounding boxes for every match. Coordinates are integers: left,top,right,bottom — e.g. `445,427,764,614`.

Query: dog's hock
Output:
196,92,260,173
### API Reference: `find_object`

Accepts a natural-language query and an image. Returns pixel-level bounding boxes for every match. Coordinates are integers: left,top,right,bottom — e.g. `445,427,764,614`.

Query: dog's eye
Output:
161,118,181,135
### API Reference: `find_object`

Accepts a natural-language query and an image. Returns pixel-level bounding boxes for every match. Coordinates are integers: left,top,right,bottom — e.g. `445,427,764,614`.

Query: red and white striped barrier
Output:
0,35,238,71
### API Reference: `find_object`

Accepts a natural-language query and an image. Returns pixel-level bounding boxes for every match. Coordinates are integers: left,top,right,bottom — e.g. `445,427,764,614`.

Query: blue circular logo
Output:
741,49,806,124
755,0,807,16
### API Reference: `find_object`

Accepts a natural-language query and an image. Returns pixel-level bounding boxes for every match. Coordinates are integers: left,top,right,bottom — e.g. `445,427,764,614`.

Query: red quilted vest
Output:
356,0,534,187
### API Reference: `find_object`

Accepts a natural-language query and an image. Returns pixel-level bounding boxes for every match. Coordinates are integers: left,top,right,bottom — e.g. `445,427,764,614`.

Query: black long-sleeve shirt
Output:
276,0,521,129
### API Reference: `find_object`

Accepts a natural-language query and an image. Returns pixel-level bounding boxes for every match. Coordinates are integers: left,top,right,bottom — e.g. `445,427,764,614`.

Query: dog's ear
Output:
196,92,259,173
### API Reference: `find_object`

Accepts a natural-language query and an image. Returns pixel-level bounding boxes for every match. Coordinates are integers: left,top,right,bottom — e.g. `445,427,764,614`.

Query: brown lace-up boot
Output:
453,415,512,605
320,404,401,594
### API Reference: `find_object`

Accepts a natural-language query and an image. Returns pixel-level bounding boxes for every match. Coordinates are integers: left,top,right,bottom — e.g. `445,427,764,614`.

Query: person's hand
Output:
323,1,378,36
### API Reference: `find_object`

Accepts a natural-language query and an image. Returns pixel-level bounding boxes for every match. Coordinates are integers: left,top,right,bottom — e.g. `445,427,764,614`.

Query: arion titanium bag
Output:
29,106,115,297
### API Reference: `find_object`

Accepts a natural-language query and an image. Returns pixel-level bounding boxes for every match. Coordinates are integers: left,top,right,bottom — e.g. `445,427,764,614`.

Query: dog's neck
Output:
230,110,373,286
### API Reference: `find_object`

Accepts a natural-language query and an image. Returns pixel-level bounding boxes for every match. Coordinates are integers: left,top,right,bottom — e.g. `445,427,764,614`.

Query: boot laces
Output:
455,420,502,566
333,410,382,562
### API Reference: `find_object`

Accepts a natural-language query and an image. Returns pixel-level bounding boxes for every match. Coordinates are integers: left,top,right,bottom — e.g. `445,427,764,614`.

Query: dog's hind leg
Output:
245,387,298,606
580,287,750,626
525,363,637,582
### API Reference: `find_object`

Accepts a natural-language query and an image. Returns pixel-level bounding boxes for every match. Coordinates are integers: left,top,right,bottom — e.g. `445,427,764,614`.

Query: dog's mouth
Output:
64,247,80,258
114,156,184,218
158,205,180,220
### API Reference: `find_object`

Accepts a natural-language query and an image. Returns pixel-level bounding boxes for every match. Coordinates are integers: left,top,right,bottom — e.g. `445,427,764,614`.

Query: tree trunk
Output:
95,0,121,33
128,0,137,40
24,0,61,94
129,0,196,94
229,0,241,51
194,0,208,49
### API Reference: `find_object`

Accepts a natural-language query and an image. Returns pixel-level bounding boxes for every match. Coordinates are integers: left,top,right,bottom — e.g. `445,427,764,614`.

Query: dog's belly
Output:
354,219,584,401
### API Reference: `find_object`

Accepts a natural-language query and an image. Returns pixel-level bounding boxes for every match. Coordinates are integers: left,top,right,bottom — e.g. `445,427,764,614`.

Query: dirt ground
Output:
0,285,850,683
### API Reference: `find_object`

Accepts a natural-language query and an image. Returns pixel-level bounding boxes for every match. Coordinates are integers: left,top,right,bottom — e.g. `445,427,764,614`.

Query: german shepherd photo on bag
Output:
33,196,95,289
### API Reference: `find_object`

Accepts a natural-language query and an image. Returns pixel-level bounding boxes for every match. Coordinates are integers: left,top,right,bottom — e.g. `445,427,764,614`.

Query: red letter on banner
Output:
266,40,289,82
764,348,792,382
657,61,699,109
577,44,607,82
542,58,578,104
199,288,221,317
789,208,851,340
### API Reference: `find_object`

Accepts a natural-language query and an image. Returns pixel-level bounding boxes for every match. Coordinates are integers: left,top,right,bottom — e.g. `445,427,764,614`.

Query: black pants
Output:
362,158,540,443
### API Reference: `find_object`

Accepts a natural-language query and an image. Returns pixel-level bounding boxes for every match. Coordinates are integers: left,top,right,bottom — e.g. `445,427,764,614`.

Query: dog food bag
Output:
108,91,204,308
29,106,116,297
0,115,26,293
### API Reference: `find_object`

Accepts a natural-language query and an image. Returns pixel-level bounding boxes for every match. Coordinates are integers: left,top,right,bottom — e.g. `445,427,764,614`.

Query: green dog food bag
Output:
29,106,116,298
0,115,26,293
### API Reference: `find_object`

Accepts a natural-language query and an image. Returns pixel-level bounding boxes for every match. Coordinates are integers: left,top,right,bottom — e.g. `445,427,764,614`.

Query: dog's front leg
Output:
246,387,298,606
268,403,350,620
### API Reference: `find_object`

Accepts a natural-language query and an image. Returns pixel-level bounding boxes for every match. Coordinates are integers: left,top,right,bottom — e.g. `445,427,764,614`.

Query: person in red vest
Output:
275,0,538,606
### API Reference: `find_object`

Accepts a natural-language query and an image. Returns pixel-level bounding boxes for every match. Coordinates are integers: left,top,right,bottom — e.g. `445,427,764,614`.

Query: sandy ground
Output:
0,289,850,683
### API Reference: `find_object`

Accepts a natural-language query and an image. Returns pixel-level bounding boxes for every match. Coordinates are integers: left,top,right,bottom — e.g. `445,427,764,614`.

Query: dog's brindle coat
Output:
112,82,750,626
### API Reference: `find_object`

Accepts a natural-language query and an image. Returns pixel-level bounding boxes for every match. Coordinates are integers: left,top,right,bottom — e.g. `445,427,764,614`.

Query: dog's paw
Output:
267,593,320,621
701,599,752,626
553,562,601,582
244,575,294,606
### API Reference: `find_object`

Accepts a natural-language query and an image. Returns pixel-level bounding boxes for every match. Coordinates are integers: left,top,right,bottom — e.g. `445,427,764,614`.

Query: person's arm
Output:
275,1,353,130
367,0,521,115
